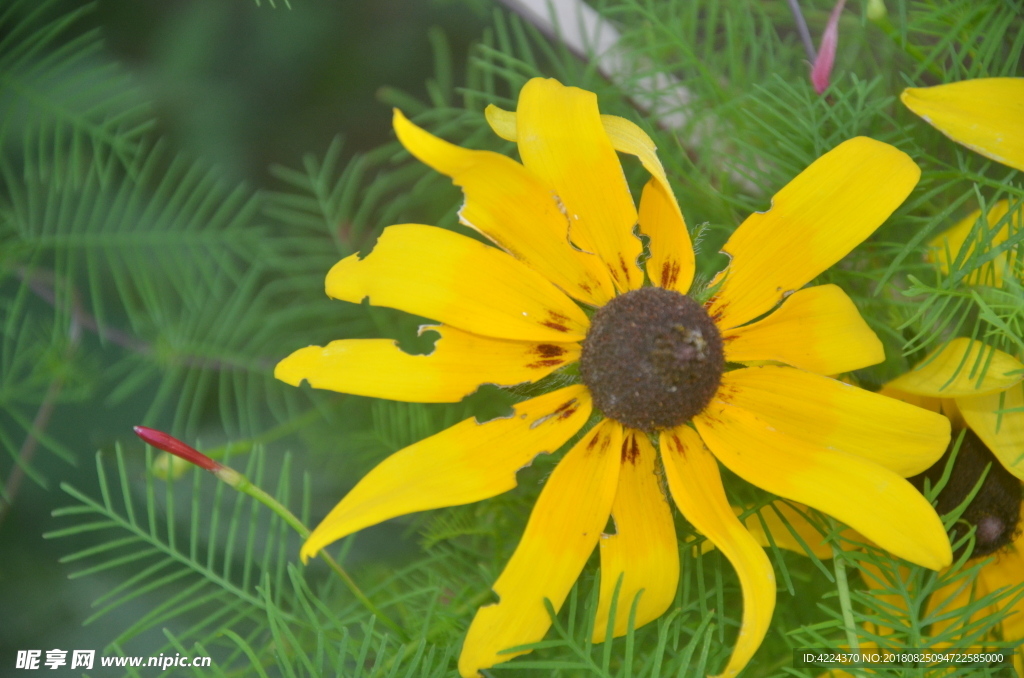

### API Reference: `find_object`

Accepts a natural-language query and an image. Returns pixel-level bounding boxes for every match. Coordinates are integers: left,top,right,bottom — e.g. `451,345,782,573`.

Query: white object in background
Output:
495,0,691,129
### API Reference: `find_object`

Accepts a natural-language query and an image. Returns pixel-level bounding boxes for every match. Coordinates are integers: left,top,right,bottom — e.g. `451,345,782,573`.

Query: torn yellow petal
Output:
459,419,621,677
660,426,775,678
485,104,695,293
275,325,579,402
601,115,694,294
639,177,696,293
593,428,679,643
957,384,1024,479
695,400,952,570
928,201,1016,287
718,366,950,477
515,78,643,292
299,386,591,562
326,224,589,342
722,284,884,374
902,78,1024,173
708,137,920,330
393,110,615,305
886,338,1024,397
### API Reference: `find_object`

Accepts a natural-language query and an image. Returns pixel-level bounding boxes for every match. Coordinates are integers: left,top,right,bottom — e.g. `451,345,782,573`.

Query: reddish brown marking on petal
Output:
526,358,565,369
587,434,601,450
558,404,579,419
534,344,567,358
553,398,577,414
619,254,631,279
579,283,592,294
670,435,685,458
660,260,680,288
705,298,726,323
621,434,641,464
541,310,571,333
715,386,738,403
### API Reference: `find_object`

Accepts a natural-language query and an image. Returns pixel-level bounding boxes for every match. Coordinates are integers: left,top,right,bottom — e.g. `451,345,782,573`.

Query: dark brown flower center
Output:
579,287,724,432
910,428,1022,558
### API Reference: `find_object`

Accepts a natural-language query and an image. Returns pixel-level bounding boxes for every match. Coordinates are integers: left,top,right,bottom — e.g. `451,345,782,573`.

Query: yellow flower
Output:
276,77,953,678
770,341,1024,674
901,78,1024,172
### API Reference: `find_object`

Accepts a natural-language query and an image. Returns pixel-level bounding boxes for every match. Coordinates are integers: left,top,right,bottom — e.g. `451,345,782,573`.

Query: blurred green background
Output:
0,0,487,658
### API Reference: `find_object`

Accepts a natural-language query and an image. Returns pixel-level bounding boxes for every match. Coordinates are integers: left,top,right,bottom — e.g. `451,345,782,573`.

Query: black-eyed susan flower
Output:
767,342,1024,673
901,78,1024,173
276,77,953,678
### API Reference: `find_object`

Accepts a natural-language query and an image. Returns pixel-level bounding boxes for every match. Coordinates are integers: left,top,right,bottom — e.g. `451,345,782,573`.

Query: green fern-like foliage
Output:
5,0,1024,676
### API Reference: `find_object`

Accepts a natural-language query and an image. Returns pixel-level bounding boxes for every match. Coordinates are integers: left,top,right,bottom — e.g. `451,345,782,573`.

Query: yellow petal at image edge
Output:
902,78,1024,173
694,401,952,570
718,366,950,477
886,338,1024,397
928,200,1015,287
275,325,580,402
299,385,592,561
484,103,695,294
660,426,775,678
593,429,679,643
515,78,644,293
708,137,920,330
925,508,1024,640
957,384,1024,479
459,419,622,677
326,224,590,342
392,109,615,306
722,284,884,374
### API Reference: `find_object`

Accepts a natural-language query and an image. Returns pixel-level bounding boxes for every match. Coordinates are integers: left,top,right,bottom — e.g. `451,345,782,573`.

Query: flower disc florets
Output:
911,428,1022,558
579,287,724,432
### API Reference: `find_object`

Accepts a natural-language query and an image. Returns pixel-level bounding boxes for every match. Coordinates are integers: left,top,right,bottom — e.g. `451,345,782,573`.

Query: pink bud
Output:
811,0,847,94
134,426,220,472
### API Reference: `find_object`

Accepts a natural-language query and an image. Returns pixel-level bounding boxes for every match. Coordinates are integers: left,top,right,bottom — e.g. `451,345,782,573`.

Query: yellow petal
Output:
987,518,1024,641
928,201,1015,287
326,224,590,342
639,177,696,293
300,386,592,561
485,103,695,293
593,429,679,643
707,137,920,330
722,284,884,374
957,384,1024,479
276,325,579,402
740,501,836,560
927,510,1024,640
901,78,1024,172
886,338,1024,397
484,103,517,141
515,78,643,293
718,366,950,477
660,426,776,678
694,399,952,570
393,110,615,306
459,419,621,677
601,115,695,294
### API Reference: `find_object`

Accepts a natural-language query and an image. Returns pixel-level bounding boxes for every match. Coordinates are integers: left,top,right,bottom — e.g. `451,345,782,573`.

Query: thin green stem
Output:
222,468,410,642
832,543,860,654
